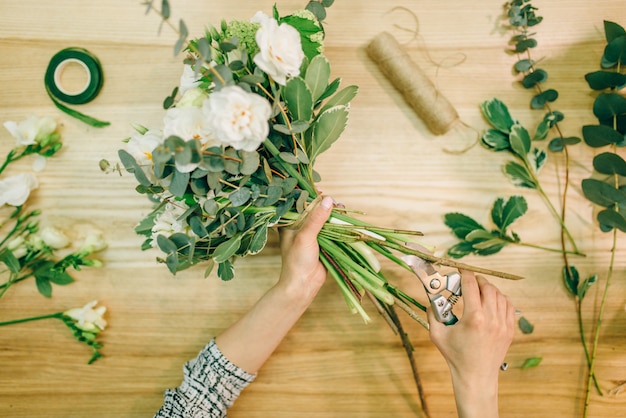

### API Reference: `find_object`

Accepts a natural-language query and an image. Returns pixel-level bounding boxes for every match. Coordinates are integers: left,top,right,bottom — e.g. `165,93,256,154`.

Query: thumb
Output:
299,195,333,238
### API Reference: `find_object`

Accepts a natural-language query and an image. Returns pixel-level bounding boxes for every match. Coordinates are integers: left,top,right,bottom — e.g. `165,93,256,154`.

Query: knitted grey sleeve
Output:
154,338,257,417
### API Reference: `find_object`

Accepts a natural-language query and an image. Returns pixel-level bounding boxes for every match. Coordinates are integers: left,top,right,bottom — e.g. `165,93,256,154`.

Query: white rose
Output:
179,64,201,95
3,115,56,147
39,226,70,249
126,129,163,183
64,300,107,333
0,173,38,207
251,11,305,85
203,85,272,151
7,236,27,259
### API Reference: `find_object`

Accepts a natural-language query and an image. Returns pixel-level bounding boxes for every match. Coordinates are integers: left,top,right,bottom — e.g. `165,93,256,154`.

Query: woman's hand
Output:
428,270,515,418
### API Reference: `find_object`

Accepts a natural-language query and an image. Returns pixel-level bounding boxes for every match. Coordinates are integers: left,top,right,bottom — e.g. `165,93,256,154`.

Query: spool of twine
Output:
367,31,459,135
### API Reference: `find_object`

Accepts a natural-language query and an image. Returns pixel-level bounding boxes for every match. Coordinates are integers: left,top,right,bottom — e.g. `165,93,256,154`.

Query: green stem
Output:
0,312,63,326
515,241,584,256
577,297,603,395
263,139,317,197
583,228,616,417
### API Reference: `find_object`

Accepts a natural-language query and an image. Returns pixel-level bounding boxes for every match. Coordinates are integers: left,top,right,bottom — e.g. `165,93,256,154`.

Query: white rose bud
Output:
39,226,70,249
64,300,107,333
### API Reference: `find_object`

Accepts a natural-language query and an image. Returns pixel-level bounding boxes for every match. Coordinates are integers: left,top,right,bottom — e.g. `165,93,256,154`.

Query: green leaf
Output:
466,229,497,242
0,248,20,273
35,276,52,298
169,169,190,198
521,69,547,88
509,124,531,158
529,148,547,173
264,185,283,206
582,124,624,148
597,208,626,232
530,89,558,109
491,198,505,230
521,357,542,369
319,85,358,114
593,152,626,176
213,234,242,263
284,77,314,122
518,316,534,334
443,212,486,239
118,149,152,186
602,35,626,68
480,98,515,133
515,38,537,53
189,216,208,238
217,260,235,281
578,275,598,300
310,105,349,163
582,178,626,208
47,272,74,285
248,223,269,255
504,161,537,189
514,58,534,72
604,20,626,43
482,129,510,150
593,92,626,121
585,71,626,90
548,136,581,152
499,196,528,232
305,55,331,102
229,187,251,206
317,77,341,103
446,241,474,259
473,240,507,256
562,266,580,297
157,235,178,254
305,1,326,21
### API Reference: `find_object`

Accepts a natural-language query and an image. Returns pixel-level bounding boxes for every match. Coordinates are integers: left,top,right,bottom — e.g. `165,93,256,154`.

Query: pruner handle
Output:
430,294,458,325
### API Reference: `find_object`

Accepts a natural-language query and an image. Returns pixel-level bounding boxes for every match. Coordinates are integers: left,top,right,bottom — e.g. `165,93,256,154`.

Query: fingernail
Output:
321,196,334,210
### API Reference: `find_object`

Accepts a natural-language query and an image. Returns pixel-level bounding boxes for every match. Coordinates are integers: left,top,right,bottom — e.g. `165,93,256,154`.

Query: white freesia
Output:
64,300,107,333
78,230,108,253
251,11,304,85
126,129,163,183
0,173,38,207
7,236,27,259
3,115,56,147
203,85,272,151
39,226,70,249
151,201,192,246
179,64,201,95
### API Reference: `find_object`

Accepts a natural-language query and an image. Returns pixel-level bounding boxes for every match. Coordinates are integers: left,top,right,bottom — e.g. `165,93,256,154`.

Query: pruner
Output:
403,255,462,326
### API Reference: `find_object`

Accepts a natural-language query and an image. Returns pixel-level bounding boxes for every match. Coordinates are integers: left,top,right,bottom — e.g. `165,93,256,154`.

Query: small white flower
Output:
7,236,27,259
163,106,215,148
0,173,38,207
78,229,107,253
151,201,191,246
176,87,209,109
251,11,305,85
64,300,107,333
39,226,70,249
203,85,272,151
126,129,164,183
3,115,56,147
179,64,202,95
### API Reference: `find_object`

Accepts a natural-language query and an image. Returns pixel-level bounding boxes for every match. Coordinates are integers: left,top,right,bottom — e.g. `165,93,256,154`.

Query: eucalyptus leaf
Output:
582,178,626,207
592,92,626,121
602,35,626,68
514,58,534,72
597,208,626,232
118,149,152,186
515,38,538,53
170,169,190,197
522,69,548,88
604,20,626,43
229,187,251,206
157,234,178,254
189,216,209,238
593,152,626,176
585,71,626,90
582,124,624,147
278,151,300,164
240,151,260,175
530,89,558,109
519,316,534,334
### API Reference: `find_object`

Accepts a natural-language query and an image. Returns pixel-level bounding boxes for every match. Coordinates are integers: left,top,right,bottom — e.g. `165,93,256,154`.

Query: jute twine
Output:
367,31,459,136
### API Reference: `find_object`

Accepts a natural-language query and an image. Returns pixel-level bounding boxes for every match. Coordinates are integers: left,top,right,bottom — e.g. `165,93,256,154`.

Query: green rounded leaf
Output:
582,178,626,207
597,208,626,232
602,35,626,68
604,20,626,43
585,70,626,90
582,124,624,147
593,152,626,176
514,58,534,72
530,89,558,109
480,98,515,133
522,69,548,88
592,92,626,121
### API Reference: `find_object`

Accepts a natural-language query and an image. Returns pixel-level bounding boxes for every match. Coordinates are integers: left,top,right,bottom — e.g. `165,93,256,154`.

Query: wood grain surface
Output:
0,1,624,417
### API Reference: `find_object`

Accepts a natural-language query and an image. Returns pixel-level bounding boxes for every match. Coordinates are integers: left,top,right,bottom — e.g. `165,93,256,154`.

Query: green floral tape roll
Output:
44,47,110,127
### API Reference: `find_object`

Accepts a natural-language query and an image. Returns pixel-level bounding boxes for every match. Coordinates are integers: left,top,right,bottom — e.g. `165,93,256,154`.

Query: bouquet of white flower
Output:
117,4,519,326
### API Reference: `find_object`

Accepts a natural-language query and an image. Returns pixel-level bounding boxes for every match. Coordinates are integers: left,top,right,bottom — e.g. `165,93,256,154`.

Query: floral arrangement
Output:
116,4,519,328
0,115,107,363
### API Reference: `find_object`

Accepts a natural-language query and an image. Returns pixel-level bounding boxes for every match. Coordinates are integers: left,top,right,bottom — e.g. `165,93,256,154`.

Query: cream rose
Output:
0,173,38,207
203,85,272,151
251,11,305,85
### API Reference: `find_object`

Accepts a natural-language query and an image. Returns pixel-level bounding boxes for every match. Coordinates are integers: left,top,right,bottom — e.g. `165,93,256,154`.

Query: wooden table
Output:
1,0,624,416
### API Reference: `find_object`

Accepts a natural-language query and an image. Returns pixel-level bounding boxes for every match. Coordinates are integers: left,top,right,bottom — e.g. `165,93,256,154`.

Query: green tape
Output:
44,47,110,128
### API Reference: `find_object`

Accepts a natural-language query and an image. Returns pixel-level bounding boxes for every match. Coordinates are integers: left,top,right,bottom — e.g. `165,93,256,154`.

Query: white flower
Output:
151,201,191,246
176,87,209,109
179,64,202,95
39,226,70,249
7,236,27,259
126,129,163,183
3,115,56,147
64,300,107,333
78,230,107,253
0,173,38,207
163,105,215,147
203,85,272,151
251,11,305,85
